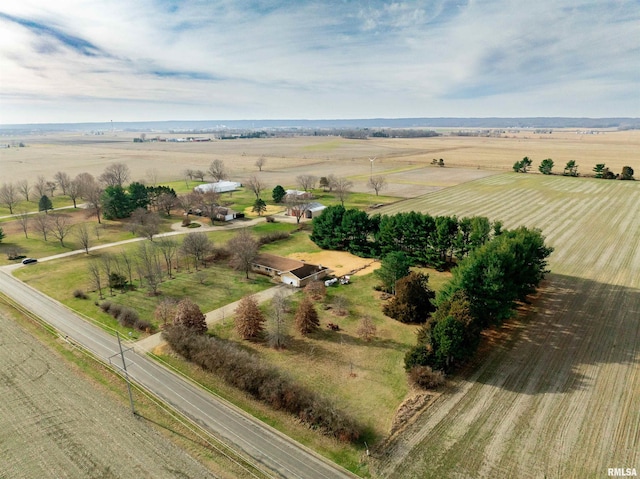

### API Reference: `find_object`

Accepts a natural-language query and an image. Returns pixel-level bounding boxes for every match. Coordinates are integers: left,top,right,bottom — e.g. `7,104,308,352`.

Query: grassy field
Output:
373,173,640,478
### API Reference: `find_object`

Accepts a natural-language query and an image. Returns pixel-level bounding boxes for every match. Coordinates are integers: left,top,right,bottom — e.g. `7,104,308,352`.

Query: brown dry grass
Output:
287,250,380,277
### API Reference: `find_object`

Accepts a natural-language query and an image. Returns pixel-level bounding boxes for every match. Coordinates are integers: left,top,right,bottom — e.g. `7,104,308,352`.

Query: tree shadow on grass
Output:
469,273,640,394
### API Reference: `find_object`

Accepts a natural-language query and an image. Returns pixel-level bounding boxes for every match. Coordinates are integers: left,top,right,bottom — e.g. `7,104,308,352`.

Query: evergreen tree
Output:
38,195,53,214
375,251,411,293
252,198,267,216
272,185,286,203
538,158,554,175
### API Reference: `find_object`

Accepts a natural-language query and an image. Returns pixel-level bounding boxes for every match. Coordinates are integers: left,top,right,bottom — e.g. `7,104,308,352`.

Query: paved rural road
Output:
0,268,357,479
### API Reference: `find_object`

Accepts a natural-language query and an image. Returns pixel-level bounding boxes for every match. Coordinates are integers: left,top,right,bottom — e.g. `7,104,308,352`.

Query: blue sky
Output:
0,0,638,124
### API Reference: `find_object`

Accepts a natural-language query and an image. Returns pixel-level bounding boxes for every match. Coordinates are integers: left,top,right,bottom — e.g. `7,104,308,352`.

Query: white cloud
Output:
0,0,638,123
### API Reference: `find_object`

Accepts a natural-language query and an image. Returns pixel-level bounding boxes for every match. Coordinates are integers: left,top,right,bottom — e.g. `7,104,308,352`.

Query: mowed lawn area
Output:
374,173,640,478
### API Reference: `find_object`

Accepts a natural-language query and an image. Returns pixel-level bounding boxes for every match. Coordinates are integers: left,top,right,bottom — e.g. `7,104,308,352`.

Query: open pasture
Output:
374,173,640,478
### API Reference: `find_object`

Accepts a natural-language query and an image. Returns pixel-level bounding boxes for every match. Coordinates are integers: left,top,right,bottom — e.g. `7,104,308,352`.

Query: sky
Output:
0,0,638,124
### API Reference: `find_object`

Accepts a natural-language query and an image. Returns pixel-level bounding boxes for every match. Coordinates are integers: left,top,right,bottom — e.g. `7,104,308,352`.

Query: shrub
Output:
117,307,139,328
108,303,123,318
408,365,445,389
257,231,290,246
163,325,362,442
73,289,88,299
181,217,191,227
99,300,113,312
135,318,153,332
265,215,275,223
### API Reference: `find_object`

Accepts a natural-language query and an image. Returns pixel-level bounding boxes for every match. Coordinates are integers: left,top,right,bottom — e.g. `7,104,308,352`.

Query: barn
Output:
194,181,241,194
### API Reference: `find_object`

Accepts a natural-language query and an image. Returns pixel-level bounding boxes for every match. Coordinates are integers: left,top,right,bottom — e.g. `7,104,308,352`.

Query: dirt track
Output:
374,174,640,478
0,311,217,479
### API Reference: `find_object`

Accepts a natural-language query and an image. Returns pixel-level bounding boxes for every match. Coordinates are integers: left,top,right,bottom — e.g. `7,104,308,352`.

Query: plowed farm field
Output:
0,310,217,479
374,174,640,478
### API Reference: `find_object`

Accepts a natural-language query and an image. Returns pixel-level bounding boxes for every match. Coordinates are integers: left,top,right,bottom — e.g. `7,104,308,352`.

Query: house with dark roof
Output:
251,253,330,288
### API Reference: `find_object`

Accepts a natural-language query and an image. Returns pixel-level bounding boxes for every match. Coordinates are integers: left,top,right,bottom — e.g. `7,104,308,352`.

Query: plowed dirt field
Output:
374,174,640,478
0,311,217,479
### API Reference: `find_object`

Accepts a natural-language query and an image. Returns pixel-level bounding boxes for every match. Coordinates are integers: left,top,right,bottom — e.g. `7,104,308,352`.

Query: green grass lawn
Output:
13,246,273,336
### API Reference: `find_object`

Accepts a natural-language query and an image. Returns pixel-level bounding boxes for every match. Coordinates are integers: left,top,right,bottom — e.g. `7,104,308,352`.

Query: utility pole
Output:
369,157,376,179
111,331,136,415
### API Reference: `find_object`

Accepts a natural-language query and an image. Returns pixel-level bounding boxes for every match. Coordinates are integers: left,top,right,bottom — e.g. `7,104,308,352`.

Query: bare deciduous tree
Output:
267,290,290,349
228,228,258,279
136,241,163,295
296,174,318,192
99,162,130,187
17,180,31,202
46,181,57,197
54,171,71,195
154,298,177,328
157,237,178,279
87,260,104,299
284,195,311,224
0,183,19,214
208,159,227,182
357,316,377,342
75,172,96,198
33,213,51,241
245,174,265,199
16,210,30,238
195,191,220,222
146,168,159,186
178,192,201,216
128,208,161,241
119,249,135,286
101,254,115,296
180,232,213,270
49,214,73,247
368,175,387,196
84,183,104,223
334,177,353,207
67,178,81,208
34,175,48,198
193,169,206,182
255,156,266,171
75,223,91,253
156,192,177,216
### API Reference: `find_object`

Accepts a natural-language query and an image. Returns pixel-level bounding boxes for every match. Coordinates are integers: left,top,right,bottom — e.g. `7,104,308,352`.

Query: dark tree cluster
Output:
311,205,497,269
163,324,363,442
102,183,176,220
405,226,553,375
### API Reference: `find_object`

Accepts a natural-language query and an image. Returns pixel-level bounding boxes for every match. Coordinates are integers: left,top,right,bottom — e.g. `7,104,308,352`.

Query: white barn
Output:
195,181,241,194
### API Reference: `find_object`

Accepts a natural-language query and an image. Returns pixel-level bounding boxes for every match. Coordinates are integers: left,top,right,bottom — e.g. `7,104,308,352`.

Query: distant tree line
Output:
512,156,635,180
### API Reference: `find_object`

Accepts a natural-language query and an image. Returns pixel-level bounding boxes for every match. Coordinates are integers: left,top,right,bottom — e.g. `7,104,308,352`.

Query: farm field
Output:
374,173,640,478
0,306,221,479
2,130,637,199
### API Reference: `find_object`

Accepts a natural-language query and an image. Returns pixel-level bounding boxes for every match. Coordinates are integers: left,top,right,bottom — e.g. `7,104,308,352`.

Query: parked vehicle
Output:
21,258,37,265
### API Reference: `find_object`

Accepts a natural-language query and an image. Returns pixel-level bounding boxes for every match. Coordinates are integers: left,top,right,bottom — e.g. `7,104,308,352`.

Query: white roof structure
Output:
194,181,241,193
